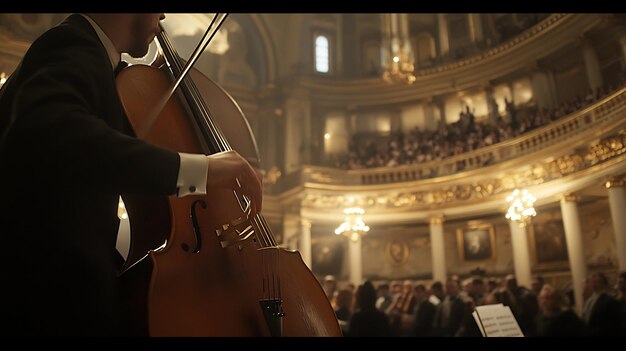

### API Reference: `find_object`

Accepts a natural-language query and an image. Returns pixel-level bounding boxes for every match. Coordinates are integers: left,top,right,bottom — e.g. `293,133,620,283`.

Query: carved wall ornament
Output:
385,239,410,266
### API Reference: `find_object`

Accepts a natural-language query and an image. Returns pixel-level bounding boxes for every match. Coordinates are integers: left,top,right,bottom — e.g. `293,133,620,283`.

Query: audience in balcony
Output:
338,81,623,171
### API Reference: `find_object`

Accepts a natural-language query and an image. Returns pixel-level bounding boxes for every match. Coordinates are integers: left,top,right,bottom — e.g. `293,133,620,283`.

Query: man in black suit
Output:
0,14,262,336
582,272,623,336
412,284,436,336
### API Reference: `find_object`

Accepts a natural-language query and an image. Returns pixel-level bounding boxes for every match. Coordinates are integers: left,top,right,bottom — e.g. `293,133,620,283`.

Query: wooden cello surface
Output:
115,35,342,336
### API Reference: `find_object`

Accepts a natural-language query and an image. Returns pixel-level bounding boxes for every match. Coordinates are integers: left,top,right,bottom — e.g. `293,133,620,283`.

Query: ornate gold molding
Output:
300,131,626,210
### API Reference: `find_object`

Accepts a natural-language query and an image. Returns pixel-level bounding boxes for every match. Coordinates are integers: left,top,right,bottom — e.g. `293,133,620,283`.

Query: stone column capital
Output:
604,176,624,189
430,215,445,225
559,193,579,203
300,218,312,229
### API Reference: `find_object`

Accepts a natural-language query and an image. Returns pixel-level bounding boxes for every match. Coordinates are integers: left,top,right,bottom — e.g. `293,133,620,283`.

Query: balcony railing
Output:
271,87,626,193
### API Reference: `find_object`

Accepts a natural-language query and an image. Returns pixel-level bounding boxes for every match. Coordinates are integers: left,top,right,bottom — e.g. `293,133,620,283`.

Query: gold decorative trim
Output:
559,194,579,203
300,131,626,211
429,215,445,225
604,176,624,188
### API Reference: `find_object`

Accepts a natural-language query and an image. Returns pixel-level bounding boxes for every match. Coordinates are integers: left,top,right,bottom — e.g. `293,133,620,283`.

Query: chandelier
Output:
505,189,537,224
381,14,416,85
334,207,370,242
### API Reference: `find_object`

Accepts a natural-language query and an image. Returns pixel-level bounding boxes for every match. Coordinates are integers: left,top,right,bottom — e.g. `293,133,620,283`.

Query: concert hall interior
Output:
0,13,625,337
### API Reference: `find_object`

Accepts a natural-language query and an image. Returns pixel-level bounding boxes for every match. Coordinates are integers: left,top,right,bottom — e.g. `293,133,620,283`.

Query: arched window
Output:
315,35,329,73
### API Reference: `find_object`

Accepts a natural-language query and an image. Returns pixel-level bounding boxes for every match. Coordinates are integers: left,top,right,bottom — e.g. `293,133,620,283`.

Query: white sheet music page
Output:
474,304,524,337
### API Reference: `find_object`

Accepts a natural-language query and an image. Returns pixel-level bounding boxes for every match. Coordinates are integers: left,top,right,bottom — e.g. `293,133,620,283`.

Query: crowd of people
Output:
337,82,623,171
321,271,626,337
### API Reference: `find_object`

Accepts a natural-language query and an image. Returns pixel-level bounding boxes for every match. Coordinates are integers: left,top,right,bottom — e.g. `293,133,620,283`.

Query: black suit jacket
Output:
434,295,466,337
0,14,179,336
586,292,623,336
414,299,436,336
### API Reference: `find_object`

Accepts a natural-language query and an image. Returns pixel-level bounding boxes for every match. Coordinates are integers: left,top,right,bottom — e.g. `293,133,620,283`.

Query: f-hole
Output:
182,199,207,253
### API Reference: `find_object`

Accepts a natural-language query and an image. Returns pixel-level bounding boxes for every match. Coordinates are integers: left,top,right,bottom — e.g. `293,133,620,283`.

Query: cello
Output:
115,14,342,336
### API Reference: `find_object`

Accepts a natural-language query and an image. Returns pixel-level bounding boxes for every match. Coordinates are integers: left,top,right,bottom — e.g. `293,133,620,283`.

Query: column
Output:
300,99,312,166
437,14,450,57
429,216,447,283
348,237,363,286
282,215,300,252
530,67,556,110
546,69,559,108
423,102,438,132
398,13,413,66
560,194,588,315
484,85,499,127
507,221,532,289
508,82,516,105
433,96,447,134
468,14,484,44
619,36,626,70
582,40,603,92
299,219,312,269
605,177,626,271
283,98,301,174
283,97,311,173
257,85,281,172
390,111,402,133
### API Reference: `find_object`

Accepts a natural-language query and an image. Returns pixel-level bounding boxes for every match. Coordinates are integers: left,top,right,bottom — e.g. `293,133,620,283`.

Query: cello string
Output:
144,14,225,137
253,215,276,247
161,16,281,252
170,14,224,95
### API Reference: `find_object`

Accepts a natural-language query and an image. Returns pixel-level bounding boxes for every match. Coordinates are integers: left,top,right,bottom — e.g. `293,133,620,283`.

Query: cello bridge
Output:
215,216,255,249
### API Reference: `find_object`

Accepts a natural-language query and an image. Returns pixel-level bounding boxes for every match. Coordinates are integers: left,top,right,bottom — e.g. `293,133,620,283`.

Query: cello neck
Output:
156,27,230,155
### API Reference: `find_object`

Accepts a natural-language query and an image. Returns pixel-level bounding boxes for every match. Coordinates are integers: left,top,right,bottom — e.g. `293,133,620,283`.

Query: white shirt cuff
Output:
176,152,208,197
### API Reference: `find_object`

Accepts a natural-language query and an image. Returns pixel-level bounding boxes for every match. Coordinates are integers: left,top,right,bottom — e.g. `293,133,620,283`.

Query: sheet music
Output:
473,304,524,337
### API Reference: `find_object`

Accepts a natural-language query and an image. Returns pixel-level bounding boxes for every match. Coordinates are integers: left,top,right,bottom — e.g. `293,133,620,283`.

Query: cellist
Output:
0,13,262,336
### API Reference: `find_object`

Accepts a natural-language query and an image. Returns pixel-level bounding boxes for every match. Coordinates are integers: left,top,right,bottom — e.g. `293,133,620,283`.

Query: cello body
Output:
116,53,341,336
